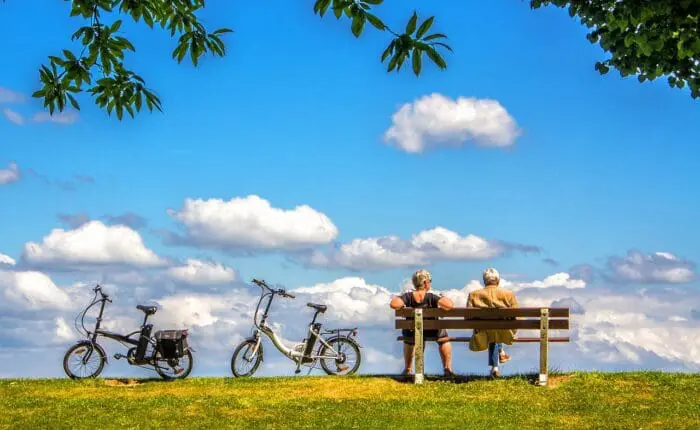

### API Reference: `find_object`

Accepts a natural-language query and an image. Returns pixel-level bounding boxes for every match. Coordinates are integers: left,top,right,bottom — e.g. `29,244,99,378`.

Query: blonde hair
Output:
412,269,432,290
483,268,500,286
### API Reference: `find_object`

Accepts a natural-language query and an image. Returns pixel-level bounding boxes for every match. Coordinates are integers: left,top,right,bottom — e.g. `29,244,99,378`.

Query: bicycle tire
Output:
63,341,106,379
154,349,194,380
231,339,263,377
320,337,361,376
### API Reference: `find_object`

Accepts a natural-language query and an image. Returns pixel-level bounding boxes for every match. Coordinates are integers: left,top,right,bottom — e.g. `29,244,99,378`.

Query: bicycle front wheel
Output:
320,337,361,376
231,339,263,377
63,342,106,379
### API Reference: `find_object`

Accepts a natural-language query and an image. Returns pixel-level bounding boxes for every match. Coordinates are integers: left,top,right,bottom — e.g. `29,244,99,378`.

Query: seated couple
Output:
389,268,518,378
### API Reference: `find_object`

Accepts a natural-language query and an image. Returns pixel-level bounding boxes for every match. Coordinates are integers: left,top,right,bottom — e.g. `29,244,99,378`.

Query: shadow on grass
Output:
362,367,568,386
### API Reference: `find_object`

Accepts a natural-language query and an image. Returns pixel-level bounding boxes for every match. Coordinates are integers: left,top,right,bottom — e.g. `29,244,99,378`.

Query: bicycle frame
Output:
76,287,161,366
248,282,358,366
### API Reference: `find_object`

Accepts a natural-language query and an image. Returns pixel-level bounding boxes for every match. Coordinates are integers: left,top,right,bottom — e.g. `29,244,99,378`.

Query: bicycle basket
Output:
154,330,188,359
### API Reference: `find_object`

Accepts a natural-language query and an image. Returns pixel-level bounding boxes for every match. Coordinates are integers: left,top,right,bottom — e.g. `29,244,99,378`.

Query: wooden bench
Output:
394,307,570,386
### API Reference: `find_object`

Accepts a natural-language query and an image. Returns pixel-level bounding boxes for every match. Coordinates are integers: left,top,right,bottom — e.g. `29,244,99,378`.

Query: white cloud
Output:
305,226,508,270
22,220,166,268
0,254,16,266
3,108,24,125
0,87,25,104
384,93,521,153
607,250,696,284
0,162,20,185
292,277,395,325
168,259,237,286
502,272,586,292
32,110,79,125
0,270,71,310
167,195,338,251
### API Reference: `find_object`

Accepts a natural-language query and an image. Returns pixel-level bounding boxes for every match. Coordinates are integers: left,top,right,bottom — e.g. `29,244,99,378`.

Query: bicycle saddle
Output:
307,303,327,313
136,305,157,315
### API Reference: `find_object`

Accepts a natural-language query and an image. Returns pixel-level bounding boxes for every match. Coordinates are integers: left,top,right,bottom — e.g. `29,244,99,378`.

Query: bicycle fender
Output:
325,335,362,349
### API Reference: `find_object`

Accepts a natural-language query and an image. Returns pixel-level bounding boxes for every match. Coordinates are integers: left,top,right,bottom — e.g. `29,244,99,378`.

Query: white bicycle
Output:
230,278,362,377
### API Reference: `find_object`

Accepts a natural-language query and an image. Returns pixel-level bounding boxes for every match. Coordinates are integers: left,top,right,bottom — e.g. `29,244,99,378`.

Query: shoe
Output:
443,368,456,378
491,368,500,378
400,369,413,376
499,352,511,364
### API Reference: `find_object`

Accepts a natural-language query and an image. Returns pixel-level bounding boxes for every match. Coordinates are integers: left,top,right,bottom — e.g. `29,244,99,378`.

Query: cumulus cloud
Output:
166,195,339,252
21,220,166,269
0,87,26,104
32,110,79,125
502,272,586,292
168,259,237,286
0,254,16,266
384,93,521,153
292,277,394,325
606,250,696,284
0,162,20,185
302,226,535,271
0,270,72,310
3,108,24,125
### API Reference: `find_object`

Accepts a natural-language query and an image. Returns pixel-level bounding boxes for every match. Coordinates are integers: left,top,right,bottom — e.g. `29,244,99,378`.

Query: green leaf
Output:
424,33,447,41
431,41,453,52
387,54,399,72
416,16,434,39
412,49,422,76
425,47,446,69
366,13,385,30
351,14,365,37
67,93,80,110
406,11,418,35
213,28,234,35
110,20,123,33
381,40,395,61
364,0,383,4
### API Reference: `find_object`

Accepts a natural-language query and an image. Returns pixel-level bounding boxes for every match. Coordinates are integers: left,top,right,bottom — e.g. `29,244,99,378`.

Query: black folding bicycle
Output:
62,285,194,380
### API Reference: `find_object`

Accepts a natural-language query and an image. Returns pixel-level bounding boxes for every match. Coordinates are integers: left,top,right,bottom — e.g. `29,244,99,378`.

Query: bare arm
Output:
389,296,406,310
437,295,454,310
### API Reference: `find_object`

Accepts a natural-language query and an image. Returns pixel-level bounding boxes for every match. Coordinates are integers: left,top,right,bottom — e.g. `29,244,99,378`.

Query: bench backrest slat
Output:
394,307,569,318
395,319,569,330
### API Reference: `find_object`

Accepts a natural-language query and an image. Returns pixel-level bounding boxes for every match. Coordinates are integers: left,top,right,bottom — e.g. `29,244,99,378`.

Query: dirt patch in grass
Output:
548,374,575,389
104,379,141,388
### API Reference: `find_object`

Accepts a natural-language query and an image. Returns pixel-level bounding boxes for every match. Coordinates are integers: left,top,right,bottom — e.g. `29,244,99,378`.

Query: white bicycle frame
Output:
246,280,358,372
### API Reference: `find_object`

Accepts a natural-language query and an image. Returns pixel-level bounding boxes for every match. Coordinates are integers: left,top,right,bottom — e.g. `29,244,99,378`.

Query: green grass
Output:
1,372,698,429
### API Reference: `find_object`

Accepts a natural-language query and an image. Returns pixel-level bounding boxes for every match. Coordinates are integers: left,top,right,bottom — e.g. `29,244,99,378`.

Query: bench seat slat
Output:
395,307,569,318
396,336,571,343
395,319,569,330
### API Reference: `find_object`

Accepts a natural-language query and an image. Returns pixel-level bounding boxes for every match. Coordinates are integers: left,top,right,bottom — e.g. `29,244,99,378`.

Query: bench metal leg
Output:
414,309,424,384
538,308,549,386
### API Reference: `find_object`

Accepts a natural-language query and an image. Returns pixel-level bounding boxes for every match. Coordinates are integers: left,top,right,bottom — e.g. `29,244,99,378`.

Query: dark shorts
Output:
402,329,450,345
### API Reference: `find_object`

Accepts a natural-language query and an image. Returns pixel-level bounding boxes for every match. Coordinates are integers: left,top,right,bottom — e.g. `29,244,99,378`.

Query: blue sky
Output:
1,1,699,377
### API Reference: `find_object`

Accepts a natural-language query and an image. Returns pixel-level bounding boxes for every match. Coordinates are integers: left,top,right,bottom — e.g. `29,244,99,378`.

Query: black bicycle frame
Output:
83,289,155,364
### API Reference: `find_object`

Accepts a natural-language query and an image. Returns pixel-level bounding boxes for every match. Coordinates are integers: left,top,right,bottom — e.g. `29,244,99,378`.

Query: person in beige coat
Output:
467,268,518,377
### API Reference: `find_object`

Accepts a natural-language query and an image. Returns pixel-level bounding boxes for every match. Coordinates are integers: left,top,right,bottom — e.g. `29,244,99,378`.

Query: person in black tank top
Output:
389,269,455,377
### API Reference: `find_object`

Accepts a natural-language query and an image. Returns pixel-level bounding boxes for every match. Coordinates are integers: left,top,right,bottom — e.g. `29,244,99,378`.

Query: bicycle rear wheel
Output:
154,349,193,380
231,339,263,377
320,337,361,376
63,342,106,379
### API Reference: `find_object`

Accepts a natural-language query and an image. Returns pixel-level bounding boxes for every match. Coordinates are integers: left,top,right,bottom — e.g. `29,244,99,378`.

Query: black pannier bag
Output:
155,330,188,359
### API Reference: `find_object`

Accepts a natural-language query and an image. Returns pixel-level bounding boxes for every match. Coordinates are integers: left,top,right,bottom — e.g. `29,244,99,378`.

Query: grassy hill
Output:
1,372,698,429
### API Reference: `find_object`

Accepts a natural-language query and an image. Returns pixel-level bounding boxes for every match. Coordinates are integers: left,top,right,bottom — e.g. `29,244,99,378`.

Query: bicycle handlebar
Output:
251,278,294,299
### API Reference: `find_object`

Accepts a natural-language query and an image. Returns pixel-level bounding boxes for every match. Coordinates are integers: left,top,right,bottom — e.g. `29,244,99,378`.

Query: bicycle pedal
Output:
174,368,184,375
113,353,124,360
